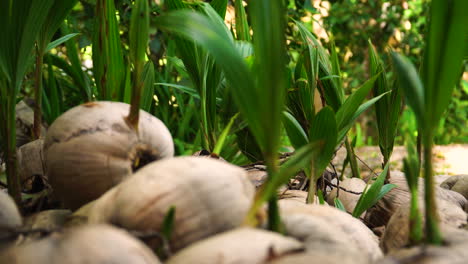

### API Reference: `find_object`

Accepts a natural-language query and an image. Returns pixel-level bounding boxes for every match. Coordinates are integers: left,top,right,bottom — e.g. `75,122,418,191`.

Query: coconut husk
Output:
15,101,47,148
278,200,382,262
17,139,45,189
44,101,174,210
381,197,467,253
0,224,161,264
326,177,366,214
71,157,255,252
440,175,468,201
166,228,304,264
364,172,467,228
268,251,370,264
381,228,468,264
0,191,22,249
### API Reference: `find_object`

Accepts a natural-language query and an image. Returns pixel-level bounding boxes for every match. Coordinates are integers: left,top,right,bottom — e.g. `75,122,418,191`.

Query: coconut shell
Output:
326,177,366,214
365,172,467,228
0,224,161,264
381,198,467,253
72,157,255,251
166,228,304,264
44,101,174,209
279,200,382,262
381,228,468,264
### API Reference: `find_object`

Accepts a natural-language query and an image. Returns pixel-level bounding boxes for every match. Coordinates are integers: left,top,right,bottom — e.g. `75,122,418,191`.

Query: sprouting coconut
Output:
44,101,174,209
278,200,382,262
0,224,161,264
165,228,304,264
70,157,255,251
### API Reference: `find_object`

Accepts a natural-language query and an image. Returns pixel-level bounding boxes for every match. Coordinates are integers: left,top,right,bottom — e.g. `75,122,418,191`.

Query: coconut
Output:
44,101,174,209
278,200,382,262
0,191,22,249
70,156,255,251
15,100,47,147
326,177,366,214
0,224,161,264
440,175,468,200
165,228,304,264
381,197,467,253
365,172,467,228
381,228,468,264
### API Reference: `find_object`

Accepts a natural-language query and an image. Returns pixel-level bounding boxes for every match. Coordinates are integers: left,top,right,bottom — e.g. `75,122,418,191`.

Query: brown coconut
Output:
268,251,370,264
440,175,468,200
365,172,467,228
0,191,22,249
326,177,367,214
71,156,255,251
44,101,174,209
381,197,467,253
165,227,304,264
279,200,383,262
381,227,468,264
0,224,161,264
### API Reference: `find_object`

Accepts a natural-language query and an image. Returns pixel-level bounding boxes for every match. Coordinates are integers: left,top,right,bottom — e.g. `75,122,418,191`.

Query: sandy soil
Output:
332,144,468,178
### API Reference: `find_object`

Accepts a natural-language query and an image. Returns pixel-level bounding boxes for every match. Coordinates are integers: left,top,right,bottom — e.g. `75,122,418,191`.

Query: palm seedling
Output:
43,0,174,210
392,0,468,244
0,0,66,206
368,40,403,178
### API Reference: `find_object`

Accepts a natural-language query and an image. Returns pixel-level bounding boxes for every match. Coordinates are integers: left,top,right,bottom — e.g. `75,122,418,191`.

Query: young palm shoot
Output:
403,135,423,244
33,1,78,139
44,0,174,210
392,0,468,244
368,40,402,178
0,0,57,205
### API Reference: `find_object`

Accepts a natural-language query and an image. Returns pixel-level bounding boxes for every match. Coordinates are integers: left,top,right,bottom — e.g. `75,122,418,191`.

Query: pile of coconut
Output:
1,101,468,264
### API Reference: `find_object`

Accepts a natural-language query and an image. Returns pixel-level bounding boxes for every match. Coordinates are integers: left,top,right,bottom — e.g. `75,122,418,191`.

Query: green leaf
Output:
92,0,125,100
234,0,250,41
45,33,80,53
317,190,325,205
213,113,239,155
283,111,308,150
337,91,390,143
421,0,468,129
309,107,337,181
209,0,228,19
141,62,155,112
162,206,176,240
334,198,346,212
352,163,393,217
391,53,425,129
336,74,379,132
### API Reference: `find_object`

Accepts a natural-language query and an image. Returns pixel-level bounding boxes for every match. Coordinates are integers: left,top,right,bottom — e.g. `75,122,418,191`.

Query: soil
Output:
332,144,468,179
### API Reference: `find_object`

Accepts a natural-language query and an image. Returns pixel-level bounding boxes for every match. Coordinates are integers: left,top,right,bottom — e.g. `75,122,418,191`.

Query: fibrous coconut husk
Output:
278,200,382,262
0,224,161,264
0,191,22,249
165,228,304,264
381,228,468,264
17,139,45,190
326,177,366,214
440,175,468,201
44,101,174,209
71,157,255,252
381,197,467,253
365,172,467,228
15,101,47,148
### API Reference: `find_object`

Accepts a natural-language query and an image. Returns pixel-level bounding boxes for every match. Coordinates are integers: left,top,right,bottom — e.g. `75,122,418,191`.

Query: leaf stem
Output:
423,137,442,244
5,95,21,207
33,44,43,139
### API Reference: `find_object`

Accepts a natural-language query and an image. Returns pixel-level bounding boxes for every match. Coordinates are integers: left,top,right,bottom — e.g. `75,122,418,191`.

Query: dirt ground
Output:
333,144,468,178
